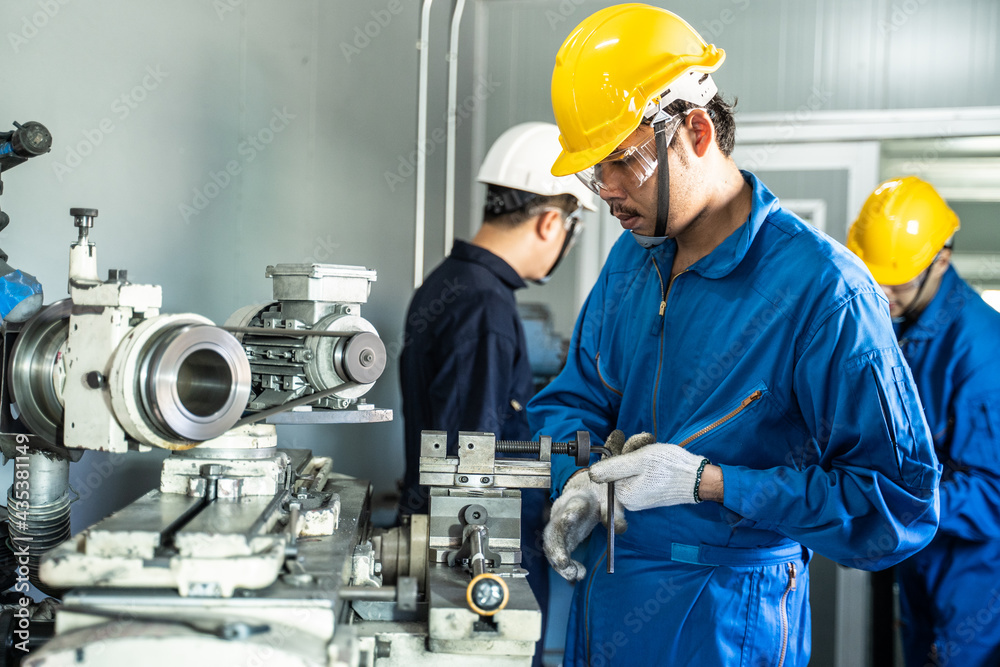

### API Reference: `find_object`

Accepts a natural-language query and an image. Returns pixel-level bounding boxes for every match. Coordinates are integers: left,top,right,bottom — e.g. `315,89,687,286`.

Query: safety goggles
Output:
575,115,684,195
535,206,584,285
882,248,950,292
540,206,584,249
883,266,930,293
563,207,583,249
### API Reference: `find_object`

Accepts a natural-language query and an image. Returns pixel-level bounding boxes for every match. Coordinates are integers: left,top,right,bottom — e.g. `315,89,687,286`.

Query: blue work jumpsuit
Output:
894,266,1000,667
528,173,941,666
398,240,549,664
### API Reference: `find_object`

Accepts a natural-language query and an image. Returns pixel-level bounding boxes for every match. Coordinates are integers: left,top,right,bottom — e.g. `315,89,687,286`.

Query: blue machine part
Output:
518,302,567,381
0,269,43,323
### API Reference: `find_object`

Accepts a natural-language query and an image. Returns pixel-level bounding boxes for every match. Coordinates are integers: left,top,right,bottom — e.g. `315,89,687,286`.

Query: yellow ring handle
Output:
466,573,510,616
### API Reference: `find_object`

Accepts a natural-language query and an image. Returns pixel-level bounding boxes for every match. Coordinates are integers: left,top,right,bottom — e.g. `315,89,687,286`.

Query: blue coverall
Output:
528,173,941,666
894,266,1000,667
398,240,549,664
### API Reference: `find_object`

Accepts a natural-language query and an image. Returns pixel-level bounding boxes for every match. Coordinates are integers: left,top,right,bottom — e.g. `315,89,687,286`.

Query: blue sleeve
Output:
937,379,1000,541
719,292,941,571
527,270,622,500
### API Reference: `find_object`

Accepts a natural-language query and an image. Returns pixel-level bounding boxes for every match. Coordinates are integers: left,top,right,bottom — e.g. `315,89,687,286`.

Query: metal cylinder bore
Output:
110,314,251,447
7,300,71,444
11,304,251,449
137,322,251,442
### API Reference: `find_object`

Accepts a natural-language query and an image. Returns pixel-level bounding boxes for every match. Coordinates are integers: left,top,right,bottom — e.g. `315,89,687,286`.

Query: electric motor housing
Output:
226,264,386,412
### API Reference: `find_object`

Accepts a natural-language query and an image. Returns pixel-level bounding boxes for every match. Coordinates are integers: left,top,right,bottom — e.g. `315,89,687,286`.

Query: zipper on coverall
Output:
582,386,765,665
584,255,764,664
650,257,687,438
777,562,797,667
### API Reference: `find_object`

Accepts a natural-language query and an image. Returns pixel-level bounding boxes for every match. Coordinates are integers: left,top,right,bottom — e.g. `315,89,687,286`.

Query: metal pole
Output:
444,0,467,257
414,0,435,288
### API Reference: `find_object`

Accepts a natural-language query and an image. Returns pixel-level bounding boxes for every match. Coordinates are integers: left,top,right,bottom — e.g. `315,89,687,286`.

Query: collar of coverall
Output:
646,170,776,281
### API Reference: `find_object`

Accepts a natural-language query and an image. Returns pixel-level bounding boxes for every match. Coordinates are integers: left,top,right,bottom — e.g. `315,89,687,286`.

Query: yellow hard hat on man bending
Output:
847,177,960,286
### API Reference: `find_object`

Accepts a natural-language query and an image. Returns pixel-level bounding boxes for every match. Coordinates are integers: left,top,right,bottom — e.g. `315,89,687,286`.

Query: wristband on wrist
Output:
693,458,710,503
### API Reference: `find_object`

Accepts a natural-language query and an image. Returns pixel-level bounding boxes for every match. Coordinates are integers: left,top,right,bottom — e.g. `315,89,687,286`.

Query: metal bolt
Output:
459,476,469,483
480,477,490,484
201,464,223,478
84,371,104,389
375,641,391,659
200,464,223,502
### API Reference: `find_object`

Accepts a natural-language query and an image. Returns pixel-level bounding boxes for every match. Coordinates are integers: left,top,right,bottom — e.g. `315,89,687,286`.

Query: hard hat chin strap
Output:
639,73,718,245
898,249,945,324
652,113,671,240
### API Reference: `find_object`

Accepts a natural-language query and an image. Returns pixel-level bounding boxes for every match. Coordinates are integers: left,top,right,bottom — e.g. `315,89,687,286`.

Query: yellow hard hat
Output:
847,176,960,285
550,3,725,177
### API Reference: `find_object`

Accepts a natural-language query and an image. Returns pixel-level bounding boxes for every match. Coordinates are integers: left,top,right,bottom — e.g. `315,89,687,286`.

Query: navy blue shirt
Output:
398,240,535,514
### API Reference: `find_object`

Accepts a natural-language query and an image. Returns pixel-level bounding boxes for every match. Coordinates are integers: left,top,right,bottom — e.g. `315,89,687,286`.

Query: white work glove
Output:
543,430,654,581
542,470,604,582
589,439,707,511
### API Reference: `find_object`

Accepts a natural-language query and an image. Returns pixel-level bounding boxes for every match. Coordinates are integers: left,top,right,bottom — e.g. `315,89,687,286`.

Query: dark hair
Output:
482,188,578,228
664,92,737,157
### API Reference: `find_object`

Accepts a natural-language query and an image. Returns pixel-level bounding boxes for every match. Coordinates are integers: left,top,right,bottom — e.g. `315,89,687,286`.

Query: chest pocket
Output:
595,352,623,397
671,384,771,462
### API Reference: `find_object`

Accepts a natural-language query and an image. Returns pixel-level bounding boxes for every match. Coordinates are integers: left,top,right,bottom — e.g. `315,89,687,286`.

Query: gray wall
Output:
480,0,1000,127
763,169,850,242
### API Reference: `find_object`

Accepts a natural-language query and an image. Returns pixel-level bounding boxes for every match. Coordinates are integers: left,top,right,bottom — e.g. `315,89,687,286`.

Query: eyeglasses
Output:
536,206,584,284
881,250,946,293
541,206,584,247
882,268,929,294
574,115,685,195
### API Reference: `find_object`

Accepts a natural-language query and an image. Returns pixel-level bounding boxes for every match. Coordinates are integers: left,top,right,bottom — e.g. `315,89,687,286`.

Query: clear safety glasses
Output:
535,206,584,285
575,115,684,195
563,207,583,249
540,206,584,250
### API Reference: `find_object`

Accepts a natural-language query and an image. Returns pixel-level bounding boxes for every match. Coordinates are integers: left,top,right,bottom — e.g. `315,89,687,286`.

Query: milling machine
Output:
0,208,605,666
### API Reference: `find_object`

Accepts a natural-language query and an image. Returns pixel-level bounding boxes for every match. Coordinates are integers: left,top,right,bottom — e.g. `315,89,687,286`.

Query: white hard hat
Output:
477,122,597,212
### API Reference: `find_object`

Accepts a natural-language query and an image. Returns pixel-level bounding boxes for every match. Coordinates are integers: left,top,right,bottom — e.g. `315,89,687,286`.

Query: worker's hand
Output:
589,442,707,511
543,468,627,582
604,429,655,456
543,430,653,581
588,429,653,530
